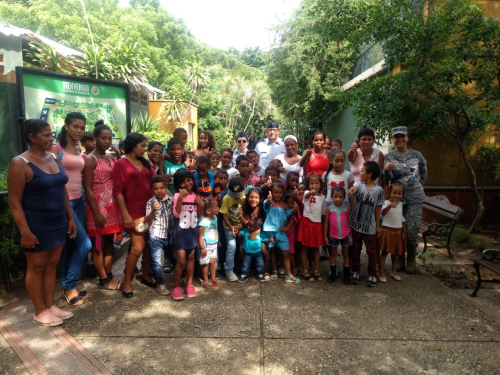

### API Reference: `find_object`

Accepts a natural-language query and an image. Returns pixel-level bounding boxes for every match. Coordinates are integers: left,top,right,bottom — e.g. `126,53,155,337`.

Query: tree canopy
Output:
0,0,276,147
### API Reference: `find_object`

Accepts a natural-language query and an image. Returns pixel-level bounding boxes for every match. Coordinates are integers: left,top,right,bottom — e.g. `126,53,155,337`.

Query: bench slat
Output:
472,259,500,274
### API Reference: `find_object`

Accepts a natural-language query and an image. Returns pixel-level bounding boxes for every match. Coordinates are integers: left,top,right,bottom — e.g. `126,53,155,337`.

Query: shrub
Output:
0,169,26,278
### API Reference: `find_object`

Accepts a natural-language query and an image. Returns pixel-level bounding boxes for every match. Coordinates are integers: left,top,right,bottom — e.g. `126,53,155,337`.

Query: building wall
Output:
149,100,198,147
0,34,22,75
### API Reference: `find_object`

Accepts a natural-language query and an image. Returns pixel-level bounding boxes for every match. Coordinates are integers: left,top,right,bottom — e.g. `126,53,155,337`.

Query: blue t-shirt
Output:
239,228,265,254
199,217,218,245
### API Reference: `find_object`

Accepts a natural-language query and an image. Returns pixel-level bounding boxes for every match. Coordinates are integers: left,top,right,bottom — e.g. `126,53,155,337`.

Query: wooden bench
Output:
420,195,463,258
470,249,500,297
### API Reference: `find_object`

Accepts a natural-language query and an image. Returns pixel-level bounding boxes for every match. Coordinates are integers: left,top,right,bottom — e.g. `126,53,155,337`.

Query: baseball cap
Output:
392,126,408,136
228,178,245,199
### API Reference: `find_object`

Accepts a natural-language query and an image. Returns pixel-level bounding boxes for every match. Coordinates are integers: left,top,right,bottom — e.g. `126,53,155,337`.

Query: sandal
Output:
61,290,83,306
98,277,122,290
210,279,223,286
202,281,214,289
138,276,156,288
285,275,300,283
270,270,278,280
312,272,323,282
63,288,89,299
79,290,89,299
264,272,271,281
302,270,311,281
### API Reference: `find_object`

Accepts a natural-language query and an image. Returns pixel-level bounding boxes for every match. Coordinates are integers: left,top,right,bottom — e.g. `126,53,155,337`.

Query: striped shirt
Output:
196,172,220,200
146,195,173,238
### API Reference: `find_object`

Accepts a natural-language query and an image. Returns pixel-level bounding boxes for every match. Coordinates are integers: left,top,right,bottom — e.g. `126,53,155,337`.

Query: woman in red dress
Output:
83,124,124,291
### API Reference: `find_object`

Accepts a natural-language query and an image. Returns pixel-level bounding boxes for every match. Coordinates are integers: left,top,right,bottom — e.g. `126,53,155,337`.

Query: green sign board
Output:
17,68,130,141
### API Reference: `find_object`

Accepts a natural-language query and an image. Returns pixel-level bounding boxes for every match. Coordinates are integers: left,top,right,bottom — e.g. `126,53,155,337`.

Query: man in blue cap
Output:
255,120,285,169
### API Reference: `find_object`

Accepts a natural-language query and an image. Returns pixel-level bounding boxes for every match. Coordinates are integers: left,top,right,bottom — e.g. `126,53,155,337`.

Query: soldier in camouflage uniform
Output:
383,127,427,274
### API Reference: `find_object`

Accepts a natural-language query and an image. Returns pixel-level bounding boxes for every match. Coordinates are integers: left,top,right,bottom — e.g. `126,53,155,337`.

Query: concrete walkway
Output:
1,249,499,375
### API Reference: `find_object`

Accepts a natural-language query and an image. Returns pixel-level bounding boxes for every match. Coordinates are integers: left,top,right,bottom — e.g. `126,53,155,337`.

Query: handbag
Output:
133,217,149,233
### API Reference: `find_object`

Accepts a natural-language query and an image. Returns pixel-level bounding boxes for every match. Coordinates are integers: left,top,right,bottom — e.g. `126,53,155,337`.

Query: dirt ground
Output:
423,223,500,290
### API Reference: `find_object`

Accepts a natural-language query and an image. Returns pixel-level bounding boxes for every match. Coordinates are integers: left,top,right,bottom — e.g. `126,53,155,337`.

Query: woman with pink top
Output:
347,128,385,183
51,113,92,306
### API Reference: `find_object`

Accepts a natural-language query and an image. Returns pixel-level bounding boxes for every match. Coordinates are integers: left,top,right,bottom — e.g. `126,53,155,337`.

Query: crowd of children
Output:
84,125,408,301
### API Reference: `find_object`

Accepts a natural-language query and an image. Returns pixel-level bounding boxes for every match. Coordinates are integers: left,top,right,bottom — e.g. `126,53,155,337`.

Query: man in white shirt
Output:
255,120,285,169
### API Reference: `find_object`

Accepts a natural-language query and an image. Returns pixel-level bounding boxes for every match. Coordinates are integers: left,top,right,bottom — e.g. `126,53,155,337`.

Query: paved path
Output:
1,250,499,375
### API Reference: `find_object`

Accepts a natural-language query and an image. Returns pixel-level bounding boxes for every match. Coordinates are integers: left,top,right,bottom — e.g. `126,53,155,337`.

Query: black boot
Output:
343,266,351,285
327,265,337,283
397,254,406,272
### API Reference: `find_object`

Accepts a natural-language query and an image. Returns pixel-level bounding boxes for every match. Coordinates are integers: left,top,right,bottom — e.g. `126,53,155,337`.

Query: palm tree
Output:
185,62,210,99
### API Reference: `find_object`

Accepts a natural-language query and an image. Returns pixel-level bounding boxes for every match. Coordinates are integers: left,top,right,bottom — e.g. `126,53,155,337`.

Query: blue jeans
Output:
149,235,168,284
61,198,92,290
223,228,237,272
242,252,265,275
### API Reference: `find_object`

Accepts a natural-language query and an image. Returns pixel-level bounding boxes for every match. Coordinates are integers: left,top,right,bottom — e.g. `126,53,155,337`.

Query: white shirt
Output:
323,170,354,202
274,153,303,181
381,200,405,228
302,191,325,223
255,137,285,169
231,149,248,167
223,167,239,180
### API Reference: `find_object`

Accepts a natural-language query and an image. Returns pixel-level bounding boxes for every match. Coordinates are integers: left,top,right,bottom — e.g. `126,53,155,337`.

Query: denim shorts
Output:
328,235,350,248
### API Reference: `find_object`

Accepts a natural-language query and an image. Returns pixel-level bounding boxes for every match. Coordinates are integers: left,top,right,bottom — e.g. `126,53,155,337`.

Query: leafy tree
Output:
347,0,500,232
266,0,372,125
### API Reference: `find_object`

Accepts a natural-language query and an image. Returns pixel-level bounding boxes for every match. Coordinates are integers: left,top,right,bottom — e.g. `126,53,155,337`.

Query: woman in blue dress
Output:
8,119,76,326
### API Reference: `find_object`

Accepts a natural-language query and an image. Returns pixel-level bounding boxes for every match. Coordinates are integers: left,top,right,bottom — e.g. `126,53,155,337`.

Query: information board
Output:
16,68,130,140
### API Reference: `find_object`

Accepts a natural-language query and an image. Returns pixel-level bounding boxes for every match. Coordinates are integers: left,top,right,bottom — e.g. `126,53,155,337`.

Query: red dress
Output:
112,158,155,220
85,155,124,237
305,149,329,177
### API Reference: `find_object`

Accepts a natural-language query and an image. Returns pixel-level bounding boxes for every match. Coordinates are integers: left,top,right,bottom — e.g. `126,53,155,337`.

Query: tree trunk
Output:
453,137,484,233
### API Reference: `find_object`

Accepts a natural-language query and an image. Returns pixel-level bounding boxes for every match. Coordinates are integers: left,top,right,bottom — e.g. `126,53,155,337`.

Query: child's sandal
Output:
202,281,214,289
264,272,271,281
270,270,278,280
210,279,223,286
312,272,323,282
285,275,300,283
302,271,311,281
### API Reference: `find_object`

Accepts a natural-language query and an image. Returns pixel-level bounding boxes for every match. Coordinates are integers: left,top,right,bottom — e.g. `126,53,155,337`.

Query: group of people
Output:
8,115,427,327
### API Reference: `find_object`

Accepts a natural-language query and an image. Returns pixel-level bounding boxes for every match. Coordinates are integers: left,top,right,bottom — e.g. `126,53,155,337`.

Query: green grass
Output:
450,226,495,252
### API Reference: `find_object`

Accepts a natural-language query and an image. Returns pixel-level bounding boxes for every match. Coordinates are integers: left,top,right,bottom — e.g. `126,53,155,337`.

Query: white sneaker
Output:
225,270,238,282
155,284,170,296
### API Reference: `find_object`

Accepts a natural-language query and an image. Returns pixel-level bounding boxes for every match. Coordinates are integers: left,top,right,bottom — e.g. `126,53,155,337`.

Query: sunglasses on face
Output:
237,140,247,143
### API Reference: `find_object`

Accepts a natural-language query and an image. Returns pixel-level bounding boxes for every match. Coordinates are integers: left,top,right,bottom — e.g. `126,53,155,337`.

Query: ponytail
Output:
18,118,51,144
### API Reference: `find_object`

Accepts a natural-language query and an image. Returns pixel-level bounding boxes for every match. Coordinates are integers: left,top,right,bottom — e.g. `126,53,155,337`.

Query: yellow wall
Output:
149,100,198,147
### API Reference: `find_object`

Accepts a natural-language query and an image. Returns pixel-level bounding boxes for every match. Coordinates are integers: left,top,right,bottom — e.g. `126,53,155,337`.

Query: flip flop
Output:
139,277,156,288
61,290,83,306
